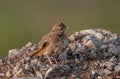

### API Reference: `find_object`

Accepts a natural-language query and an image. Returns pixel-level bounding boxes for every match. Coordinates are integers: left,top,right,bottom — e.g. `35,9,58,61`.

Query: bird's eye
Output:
60,27,63,30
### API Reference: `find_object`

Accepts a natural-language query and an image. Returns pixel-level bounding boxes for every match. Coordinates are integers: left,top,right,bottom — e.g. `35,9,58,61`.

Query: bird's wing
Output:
39,40,50,50
30,35,50,57
38,34,51,50
30,41,50,57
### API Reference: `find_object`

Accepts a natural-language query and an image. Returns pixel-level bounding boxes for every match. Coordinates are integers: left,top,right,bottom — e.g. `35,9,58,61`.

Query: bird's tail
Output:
30,49,40,58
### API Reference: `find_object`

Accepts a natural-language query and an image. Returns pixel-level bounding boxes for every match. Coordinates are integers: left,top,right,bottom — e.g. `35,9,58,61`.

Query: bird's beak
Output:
66,27,70,30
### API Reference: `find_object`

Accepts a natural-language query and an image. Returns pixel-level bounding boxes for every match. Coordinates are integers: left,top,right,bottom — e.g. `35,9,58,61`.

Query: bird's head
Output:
51,21,67,35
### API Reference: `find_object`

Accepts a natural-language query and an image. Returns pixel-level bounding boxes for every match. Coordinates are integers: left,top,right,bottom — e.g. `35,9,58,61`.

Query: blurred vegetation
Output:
0,0,120,56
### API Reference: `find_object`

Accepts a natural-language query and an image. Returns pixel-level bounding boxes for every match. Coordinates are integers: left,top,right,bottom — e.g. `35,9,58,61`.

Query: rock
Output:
34,70,43,79
108,44,120,55
0,73,4,77
104,62,115,70
69,35,76,41
30,44,38,51
13,68,23,78
25,42,33,47
90,50,97,59
8,49,22,58
116,76,120,79
6,70,12,78
98,76,102,79
68,43,77,51
31,58,38,64
58,52,68,61
0,57,3,65
104,69,112,76
90,70,98,79
109,56,117,62
116,36,120,43
107,76,115,79
80,29,97,35
1,29,120,78
62,65,71,72
115,65,120,74
95,32,104,40
44,64,60,78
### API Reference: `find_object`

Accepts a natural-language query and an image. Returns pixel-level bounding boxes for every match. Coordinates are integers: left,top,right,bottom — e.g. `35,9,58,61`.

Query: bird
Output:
31,21,69,64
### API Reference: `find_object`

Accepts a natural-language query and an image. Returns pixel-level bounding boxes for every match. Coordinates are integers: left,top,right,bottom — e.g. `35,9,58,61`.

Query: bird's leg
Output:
46,55,53,64
46,55,58,64
54,58,58,64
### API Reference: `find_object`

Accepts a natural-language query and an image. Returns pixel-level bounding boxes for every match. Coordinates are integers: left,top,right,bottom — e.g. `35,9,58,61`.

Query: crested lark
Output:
31,21,69,64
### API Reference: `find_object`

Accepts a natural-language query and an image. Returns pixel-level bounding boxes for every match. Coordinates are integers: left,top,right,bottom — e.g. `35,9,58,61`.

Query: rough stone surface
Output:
0,29,120,79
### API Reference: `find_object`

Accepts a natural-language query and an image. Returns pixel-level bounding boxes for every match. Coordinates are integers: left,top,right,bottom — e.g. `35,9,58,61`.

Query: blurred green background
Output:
0,0,120,56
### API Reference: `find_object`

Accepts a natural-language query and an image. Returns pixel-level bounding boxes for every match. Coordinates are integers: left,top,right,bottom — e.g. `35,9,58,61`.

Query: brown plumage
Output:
31,22,68,63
